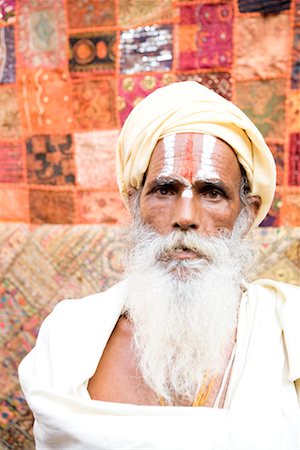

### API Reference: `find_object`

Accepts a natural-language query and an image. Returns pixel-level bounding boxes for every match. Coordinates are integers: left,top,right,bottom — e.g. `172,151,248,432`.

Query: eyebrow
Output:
153,175,191,187
146,175,233,197
151,174,224,188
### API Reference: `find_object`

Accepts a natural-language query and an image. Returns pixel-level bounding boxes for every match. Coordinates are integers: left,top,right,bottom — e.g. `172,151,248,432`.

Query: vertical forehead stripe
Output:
160,134,176,176
180,134,194,180
196,134,219,180
116,81,277,227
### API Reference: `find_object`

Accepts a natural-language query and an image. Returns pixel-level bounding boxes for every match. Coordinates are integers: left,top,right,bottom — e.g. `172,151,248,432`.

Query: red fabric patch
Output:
118,73,176,124
288,133,300,186
179,3,233,70
0,142,23,183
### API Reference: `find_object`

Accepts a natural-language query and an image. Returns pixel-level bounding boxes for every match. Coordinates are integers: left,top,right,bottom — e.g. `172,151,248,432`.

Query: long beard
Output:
123,210,256,404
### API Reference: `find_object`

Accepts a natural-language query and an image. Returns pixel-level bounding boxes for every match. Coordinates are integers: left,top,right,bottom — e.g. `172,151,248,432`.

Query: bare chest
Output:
87,317,232,407
88,317,158,405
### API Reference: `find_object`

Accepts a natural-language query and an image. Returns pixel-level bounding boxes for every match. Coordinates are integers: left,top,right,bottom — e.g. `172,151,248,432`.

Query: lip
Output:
168,250,201,260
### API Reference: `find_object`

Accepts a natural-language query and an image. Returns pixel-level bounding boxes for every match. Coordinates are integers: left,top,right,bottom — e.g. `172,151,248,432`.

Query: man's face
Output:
140,133,243,240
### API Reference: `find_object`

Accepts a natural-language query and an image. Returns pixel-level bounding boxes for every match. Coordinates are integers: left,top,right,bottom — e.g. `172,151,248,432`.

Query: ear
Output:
249,195,261,217
245,195,262,231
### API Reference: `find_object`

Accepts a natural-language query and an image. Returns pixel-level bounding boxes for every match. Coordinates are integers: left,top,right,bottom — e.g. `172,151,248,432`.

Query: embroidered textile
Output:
0,0,298,226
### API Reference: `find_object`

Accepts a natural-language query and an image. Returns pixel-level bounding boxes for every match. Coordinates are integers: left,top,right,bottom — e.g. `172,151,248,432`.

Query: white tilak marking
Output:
196,134,219,180
181,188,193,199
159,134,176,176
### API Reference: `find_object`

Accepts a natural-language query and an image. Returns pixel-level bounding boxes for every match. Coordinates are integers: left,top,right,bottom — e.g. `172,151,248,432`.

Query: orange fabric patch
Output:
0,86,21,139
72,78,116,130
77,191,130,225
20,70,73,134
66,0,116,29
178,25,199,53
268,143,284,186
0,188,29,222
235,14,290,81
29,189,75,224
281,192,300,226
288,91,300,133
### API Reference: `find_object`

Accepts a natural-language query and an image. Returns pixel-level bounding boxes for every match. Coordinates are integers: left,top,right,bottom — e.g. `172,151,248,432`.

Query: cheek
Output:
140,197,175,233
201,199,242,228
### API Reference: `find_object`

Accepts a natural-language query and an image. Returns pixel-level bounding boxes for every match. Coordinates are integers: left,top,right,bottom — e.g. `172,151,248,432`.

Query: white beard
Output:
123,211,256,404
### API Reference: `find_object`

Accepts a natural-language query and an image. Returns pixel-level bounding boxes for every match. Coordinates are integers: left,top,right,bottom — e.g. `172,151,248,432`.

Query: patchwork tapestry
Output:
0,0,299,226
0,0,299,448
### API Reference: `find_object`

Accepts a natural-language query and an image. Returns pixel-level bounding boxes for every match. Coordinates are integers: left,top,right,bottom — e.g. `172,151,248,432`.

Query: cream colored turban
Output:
116,81,276,227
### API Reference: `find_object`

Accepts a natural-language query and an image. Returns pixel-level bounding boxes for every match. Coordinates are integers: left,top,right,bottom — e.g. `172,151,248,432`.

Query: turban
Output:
116,81,276,227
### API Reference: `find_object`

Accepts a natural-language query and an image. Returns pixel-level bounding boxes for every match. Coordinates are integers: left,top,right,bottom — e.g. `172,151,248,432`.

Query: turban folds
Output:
116,81,276,227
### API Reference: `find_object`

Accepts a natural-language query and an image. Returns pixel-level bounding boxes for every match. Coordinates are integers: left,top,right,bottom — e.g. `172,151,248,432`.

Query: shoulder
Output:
248,279,300,301
47,279,127,328
242,279,300,324
19,280,128,392
36,280,128,358
242,279,300,381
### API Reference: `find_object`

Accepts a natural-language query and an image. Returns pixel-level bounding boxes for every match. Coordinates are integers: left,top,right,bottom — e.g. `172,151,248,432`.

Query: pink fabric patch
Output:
179,3,233,70
118,73,176,124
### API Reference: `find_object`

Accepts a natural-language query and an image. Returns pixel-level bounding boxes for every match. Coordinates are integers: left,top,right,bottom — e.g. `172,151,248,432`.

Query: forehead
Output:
145,133,241,185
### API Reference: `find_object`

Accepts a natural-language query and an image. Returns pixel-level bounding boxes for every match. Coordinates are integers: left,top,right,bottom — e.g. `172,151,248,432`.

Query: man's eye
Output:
204,189,224,199
154,186,174,196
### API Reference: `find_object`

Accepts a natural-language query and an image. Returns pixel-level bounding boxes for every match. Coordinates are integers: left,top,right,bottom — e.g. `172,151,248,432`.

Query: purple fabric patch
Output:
0,26,16,84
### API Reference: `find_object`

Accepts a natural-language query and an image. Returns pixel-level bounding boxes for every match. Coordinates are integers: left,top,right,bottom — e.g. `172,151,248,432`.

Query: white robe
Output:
19,279,300,450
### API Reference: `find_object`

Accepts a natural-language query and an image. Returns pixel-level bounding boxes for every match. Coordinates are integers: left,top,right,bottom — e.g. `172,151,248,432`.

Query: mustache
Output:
125,207,256,277
146,230,233,264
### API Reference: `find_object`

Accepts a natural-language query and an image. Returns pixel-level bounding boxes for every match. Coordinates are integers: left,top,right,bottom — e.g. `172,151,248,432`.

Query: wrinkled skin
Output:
140,133,246,236
88,133,260,406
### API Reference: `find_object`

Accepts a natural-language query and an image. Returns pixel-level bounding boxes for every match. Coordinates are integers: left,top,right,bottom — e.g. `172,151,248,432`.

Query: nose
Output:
171,195,199,231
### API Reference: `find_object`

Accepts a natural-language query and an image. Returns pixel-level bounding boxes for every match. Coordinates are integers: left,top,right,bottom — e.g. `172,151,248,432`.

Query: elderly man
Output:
19,82,300,450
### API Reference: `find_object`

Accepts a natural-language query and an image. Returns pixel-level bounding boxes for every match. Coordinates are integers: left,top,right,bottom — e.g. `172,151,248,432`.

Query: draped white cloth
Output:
19,279,300,450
